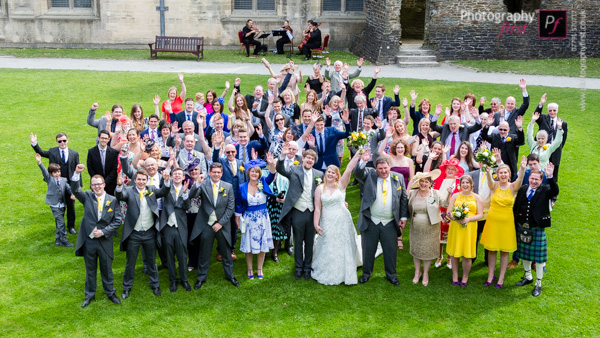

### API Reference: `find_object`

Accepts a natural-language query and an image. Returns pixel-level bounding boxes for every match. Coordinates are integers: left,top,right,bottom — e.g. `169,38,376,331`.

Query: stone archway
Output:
350,0,401,65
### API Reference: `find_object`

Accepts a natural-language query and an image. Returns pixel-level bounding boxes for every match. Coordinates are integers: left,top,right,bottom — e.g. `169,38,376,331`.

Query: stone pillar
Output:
350,0,401,65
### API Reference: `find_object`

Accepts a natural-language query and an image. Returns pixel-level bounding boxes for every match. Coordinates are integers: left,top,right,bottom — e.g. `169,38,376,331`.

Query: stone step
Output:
396,55,438,62
397,61,441,68
398,48,435,55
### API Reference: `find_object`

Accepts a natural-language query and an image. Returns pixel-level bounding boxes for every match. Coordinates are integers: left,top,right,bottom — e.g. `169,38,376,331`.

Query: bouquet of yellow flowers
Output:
450,203,470,227
475,148,497,172
347,131,369,151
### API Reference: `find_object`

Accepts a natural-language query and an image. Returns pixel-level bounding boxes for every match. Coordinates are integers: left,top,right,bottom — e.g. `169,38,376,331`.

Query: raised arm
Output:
377,129,394,160
178,73,187,100
87,102,101,128
338,149,361,190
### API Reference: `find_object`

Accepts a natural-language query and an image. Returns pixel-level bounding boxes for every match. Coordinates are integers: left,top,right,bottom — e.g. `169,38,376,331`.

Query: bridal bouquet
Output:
475,148,497,172
450,203,470,227
347,131,369,151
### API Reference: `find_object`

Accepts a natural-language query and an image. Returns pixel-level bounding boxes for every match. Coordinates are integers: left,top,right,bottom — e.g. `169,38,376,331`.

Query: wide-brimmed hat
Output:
438,158,465,177
411,169,441,189
184,158,201,172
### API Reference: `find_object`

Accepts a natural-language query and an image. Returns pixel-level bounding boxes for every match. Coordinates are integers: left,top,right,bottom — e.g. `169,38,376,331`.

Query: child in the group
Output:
194,92,207,114
36,153,75,247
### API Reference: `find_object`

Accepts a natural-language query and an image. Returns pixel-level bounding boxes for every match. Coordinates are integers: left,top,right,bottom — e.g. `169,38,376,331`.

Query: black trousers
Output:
243,39,261,56
301,42,320,58
276,36,291,54
197,227,234,282
83,238,115,298
123,229,160,291
187,213,199,268
361,220,398,280
64,189,76,229
162,225,188,282
291,208,315,273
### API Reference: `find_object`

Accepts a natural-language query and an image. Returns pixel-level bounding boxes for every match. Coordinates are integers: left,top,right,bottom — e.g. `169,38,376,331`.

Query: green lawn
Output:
0,69,597,336
453,58,600,78
0,47,367,65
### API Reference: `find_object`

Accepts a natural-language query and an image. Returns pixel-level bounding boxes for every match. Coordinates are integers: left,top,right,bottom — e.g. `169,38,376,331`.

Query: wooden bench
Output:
148,36,204,61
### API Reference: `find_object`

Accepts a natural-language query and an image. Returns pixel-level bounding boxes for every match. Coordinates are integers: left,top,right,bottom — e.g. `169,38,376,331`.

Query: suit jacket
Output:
513,178,559,229
177,148,208,174
364,128,387,164
481,126,525,176
115,183,170,251
349,107,377,133
32,144,80,185
87,146,119,194
347,77,376,110
493,94,529,134
87,109,117,133
166,132,204,152
38,163,72,205
534,105,568,166
71,180,122,259
245,94,269,120
326,67,361,93
408,189,442,225
175,111,199,134
213,149,247,193
430,119,482,145
188,180,236,246
371,95,401,120
140,127,161,141
353,164,408,235
235,137,268,162
276,158,323,221
158,185,192,249
292,123,310,141
311,124,352,169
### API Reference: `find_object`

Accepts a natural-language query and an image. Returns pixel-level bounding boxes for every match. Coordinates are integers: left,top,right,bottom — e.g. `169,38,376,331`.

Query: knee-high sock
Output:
535,262,545,286
523,260,533,280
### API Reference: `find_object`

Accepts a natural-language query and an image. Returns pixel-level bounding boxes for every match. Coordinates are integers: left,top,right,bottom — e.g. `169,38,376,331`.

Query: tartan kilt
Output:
517,227,547,263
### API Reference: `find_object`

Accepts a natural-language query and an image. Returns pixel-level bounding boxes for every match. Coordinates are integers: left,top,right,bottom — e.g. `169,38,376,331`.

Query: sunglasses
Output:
275,119,284,122
57,139,68,143
225,151,236,154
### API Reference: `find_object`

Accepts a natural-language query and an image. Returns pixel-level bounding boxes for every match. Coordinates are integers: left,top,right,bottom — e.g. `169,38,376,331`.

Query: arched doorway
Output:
400,0,426,46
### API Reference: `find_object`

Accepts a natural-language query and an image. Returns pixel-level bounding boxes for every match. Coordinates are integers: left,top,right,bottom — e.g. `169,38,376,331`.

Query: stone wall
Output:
350,0,400,65
423,0,600,60
0,0,366,49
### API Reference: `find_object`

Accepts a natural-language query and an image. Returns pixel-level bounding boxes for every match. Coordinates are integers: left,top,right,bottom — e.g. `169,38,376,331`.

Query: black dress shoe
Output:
294,271,302,280
170,281,178,293
230,278,240,287
304,271,312,280
194,281,204,290
286,247,294,256
68,228,77,235
55,239,60,246
515,277,534,287
108,294,121,304
81,296,95,308
272,255,280,263
295,52,303,56
121,289,130,299
359,275,370,284
58,239,74,248
152,287,161,296
143,266,148,275
349,180,358,186
387,277,400,286
532,284,542,297
302,57,310,61
182,281,191,291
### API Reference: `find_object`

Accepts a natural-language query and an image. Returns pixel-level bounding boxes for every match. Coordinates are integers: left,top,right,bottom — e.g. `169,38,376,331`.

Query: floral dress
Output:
239,191,274,254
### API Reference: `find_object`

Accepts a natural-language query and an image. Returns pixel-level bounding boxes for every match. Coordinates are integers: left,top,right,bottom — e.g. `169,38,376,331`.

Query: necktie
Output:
475,133,483,152
56,179,61,189
242,145,247,163
501,136,506,144
151,130,156,140
382,178,388,206
213,183,218,202
175,188,180,196
188,150,193,161
61,150,66,164
187,114,191,121
505,111,510,121
549,119,556,142
97,197,102,213
100,149,105,171
319,133,325,153
150,176,154,185
231,162,236,175
139,191,144,200
527,189,535,200
358,110,363,131
450,132,457,156
377,99,382,117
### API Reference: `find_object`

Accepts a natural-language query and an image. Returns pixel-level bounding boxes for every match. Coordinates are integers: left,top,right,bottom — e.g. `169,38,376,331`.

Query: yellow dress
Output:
480,186,517,252
446,193,478,258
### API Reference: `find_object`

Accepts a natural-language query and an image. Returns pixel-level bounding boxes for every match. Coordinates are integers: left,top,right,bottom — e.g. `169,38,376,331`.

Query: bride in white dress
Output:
312,150,362,285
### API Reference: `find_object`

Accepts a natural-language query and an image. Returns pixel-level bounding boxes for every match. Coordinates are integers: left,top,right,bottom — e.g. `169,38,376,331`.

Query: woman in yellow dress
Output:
446,175,483,286
480,157,526,288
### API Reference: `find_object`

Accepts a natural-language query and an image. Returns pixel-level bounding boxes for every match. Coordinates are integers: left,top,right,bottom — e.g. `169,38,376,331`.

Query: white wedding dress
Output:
312,186,362,285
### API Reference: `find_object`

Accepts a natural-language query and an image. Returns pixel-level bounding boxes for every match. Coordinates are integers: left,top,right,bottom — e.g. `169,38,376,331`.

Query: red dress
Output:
161,96,183,123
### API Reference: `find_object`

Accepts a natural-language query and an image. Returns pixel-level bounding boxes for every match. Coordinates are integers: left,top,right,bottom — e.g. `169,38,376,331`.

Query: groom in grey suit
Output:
353,152,408,286
277,147,323,280
188,162,239,289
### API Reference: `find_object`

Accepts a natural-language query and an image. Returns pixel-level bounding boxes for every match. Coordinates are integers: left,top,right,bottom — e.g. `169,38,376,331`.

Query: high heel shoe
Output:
484,275,497,287
257,269,264,280
247,269,254,280
435,257,443,268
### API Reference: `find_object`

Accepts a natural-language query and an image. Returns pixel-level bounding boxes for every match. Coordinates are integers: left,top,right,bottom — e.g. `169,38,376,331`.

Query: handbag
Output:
516,222,533,244
239,216,247,234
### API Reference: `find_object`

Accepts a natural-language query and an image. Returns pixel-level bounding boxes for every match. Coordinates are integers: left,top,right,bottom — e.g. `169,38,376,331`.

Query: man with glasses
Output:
493,78,529,134
482,117,525,178
533,94,568,181
430,107,482,159
31,132,80,234
87,130,119,194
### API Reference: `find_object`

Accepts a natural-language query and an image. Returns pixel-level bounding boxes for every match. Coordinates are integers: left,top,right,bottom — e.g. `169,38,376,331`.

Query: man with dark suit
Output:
35,153,74,247
188,162,239,289
31,132,80,234
70,164,122,308
534,94,568,181
482,117,525,178
87,130,119,195
298,20,321,61
236,126,268,163
513,164,558,297
311,113,352,171
430,107,482,159
175,98,199,134
87,103,123,136
370,84,401,121
349,95,377,133
292,110,314,141
353,152,408,286
139,114,161,142
158,168,192,293
244,85,269,126
276,147,323,280
242,19,262,57
277,141,302,254
493,78,529,134
115,168,171,299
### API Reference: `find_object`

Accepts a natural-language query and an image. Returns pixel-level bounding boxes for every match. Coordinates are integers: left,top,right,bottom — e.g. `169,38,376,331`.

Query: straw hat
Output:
410,169,441,189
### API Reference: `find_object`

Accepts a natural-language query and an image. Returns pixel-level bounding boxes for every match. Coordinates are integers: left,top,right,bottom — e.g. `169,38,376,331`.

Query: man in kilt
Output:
513,163,558,297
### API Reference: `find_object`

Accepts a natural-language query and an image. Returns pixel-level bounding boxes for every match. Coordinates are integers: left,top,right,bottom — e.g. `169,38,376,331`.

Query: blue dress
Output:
236,173,276,254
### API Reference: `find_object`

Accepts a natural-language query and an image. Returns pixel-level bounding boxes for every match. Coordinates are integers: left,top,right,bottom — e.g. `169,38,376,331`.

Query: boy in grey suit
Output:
36,153,74,247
